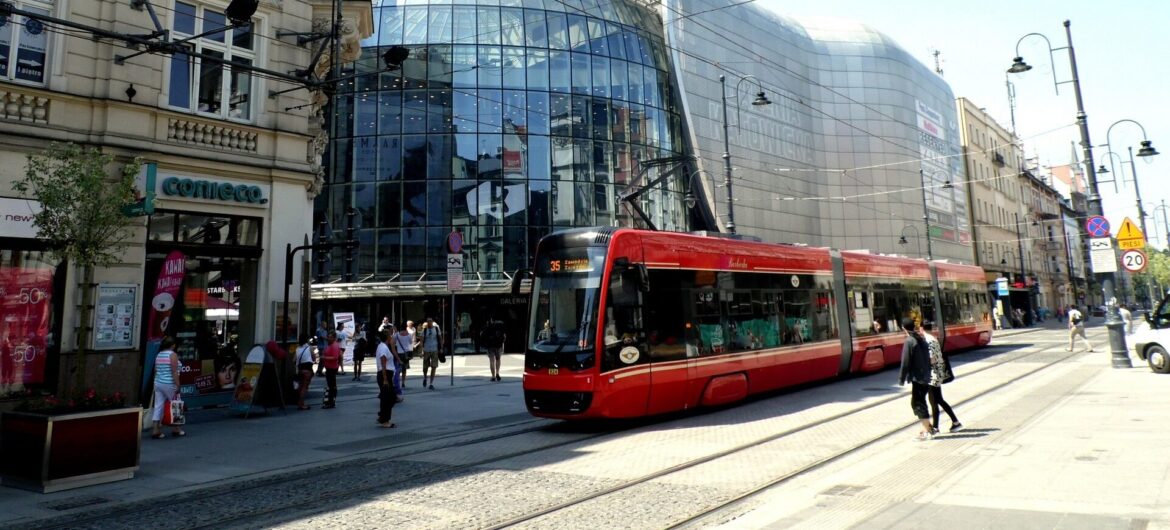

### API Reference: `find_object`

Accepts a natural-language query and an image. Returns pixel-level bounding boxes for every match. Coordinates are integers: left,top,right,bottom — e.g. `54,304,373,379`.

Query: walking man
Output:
921,322,961,434
1066,307,1093,352
421,317,443,390
898,317,935,441
480,315,507,381
1118,303,1134,335
375,331,397,428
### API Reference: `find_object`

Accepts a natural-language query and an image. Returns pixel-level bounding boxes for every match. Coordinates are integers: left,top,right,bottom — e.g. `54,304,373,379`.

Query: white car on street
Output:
1130,301,1170,373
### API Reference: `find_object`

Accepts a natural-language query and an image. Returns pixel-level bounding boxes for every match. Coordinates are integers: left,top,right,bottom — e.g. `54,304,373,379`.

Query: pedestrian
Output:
150,337,186,439
374,331,397,428
420,317,443,390
394,324,414,390
315,321,328,376
321,330,341,408
352,335,367,381
1066,307,1093,352
1118,303,1133,335
479,315,506,381
378,316,392,334
993,305,1003,330
294,334,314,410
406,319,421,365
336,325,349,375
898,318,934,442
921,322,962,434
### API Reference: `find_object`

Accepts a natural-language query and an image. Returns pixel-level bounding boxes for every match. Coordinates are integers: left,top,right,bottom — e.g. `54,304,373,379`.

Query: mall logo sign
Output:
159,176,268,206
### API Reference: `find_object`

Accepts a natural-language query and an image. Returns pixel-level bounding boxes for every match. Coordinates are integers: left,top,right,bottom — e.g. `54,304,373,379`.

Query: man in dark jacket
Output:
898,317,935,441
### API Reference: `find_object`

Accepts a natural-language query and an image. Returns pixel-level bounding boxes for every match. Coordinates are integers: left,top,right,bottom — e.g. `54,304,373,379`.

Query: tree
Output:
1147,249,1170,304
12,143,141,396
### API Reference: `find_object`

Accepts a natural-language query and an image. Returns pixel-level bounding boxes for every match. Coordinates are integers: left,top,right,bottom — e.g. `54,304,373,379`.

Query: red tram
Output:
522,227,993,419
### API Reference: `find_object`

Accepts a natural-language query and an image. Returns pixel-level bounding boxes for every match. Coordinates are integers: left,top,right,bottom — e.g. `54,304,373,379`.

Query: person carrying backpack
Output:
1066,307,1093,353
479,316,507,382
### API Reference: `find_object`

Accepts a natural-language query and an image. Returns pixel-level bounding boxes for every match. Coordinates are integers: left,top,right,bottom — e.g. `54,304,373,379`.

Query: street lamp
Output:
899,225,922,257
1102,119,1161,242
1009,20,1130,367
683,169,718,231
1155,201,1170,249
719,74,772,234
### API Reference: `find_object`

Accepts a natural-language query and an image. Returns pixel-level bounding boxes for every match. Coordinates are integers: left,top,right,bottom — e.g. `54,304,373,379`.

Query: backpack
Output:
1070,311,1083,325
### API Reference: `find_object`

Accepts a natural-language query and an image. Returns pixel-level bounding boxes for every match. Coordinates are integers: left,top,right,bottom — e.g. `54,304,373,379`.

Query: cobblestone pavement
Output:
11,326,1164,530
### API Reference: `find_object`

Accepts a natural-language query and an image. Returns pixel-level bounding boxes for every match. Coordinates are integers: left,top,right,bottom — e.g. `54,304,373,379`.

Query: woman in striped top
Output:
151,337,185,438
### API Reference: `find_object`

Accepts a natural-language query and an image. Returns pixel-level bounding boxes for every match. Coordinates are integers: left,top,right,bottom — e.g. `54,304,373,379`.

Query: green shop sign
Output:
161,177,268,205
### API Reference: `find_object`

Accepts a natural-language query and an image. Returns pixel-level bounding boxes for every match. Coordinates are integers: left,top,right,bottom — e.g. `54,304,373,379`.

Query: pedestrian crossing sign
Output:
1116,217,1145,250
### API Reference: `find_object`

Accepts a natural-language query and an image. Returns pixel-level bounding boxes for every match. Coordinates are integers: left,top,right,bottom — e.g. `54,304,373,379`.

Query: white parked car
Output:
1130,301,1170,373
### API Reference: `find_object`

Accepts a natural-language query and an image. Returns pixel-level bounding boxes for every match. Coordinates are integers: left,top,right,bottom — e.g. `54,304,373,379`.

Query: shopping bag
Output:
164,395,186,425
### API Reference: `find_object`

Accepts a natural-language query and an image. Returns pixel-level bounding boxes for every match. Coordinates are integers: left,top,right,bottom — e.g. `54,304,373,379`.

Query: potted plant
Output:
1,389,141,492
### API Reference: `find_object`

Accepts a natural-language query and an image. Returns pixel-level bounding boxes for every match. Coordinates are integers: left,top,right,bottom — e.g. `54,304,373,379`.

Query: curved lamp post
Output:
719,74,772,234
1009,20,1130,367
899,225,923,258
683,169,718,231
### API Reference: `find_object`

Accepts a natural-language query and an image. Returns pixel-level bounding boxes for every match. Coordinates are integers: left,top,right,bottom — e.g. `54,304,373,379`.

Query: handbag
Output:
438,348,447,363
164,394,186,426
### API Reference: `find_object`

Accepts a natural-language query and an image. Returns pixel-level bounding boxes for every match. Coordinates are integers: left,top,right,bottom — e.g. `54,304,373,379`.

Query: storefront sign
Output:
0,197,42,239
92,284,139,350
154,171,270,208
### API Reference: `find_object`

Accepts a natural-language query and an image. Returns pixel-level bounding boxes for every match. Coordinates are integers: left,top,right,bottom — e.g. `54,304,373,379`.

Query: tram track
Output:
18,417,574,530
483,341,1078,529
17,338,1060,530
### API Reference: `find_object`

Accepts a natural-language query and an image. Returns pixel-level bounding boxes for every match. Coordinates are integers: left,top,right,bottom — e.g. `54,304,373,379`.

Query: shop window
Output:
0,249,60,393
0,2,51,85
167,1,257,121
148,212,261,248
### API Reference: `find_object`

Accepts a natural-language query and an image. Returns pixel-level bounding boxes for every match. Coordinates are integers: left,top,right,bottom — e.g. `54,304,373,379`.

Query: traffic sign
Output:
447,230,464,254
1121,249,1148,272
1086,215,1110,238
1089,237,1117,273
447,253,463,291
1116,217,1145,250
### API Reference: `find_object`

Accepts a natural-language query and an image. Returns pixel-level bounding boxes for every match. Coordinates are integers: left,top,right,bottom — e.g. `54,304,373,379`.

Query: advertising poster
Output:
14,9,48,84
0,265,53,389
140,251,186,400
93,284,138,350
333,312,356,365
230,344,265,413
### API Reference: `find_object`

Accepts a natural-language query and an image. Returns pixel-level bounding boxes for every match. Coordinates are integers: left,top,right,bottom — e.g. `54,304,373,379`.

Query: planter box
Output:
1,407,142,493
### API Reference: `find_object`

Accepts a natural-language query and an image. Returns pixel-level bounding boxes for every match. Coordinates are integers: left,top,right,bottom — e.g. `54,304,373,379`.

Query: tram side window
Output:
644,269,687,362
689,289,723,356
942,289,961,325
723,289,781,351
850,290,878,335
872,291,904,335
602,267,644,371
783,290,814,343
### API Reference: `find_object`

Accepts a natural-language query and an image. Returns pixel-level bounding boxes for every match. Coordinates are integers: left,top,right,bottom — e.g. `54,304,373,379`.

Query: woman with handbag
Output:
394,324,414,391
151,336,185,439
295,334,315,410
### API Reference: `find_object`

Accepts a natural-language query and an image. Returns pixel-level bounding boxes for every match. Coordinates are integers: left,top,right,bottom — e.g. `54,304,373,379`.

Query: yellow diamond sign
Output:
1116,217,1145,250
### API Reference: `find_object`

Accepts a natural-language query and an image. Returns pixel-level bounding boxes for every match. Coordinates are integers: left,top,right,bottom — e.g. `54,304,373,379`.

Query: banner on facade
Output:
140,251,186,402
0,265,53,390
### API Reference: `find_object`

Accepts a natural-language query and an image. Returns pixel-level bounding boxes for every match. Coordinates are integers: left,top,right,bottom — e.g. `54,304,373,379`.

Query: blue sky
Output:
758,0,1170,248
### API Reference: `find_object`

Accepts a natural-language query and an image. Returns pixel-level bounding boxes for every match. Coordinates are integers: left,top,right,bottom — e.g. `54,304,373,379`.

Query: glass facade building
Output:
315,0,972,338
319,0,692,290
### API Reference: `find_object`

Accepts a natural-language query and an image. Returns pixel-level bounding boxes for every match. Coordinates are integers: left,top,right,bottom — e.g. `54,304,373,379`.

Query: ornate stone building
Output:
0,0,371,402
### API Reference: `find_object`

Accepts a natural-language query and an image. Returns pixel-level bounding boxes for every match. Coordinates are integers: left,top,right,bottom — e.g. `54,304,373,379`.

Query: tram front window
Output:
528,247,606,369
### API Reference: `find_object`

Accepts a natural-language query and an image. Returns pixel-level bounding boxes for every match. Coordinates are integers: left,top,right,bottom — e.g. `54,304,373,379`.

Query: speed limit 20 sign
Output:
1121,249,1148,272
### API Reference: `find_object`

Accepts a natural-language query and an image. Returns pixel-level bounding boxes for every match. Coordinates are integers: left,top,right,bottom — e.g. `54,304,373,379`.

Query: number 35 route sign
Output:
1121,249,1147,273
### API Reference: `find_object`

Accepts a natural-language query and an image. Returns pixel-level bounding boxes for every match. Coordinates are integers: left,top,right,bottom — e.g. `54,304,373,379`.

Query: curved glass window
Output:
323,1,689,280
